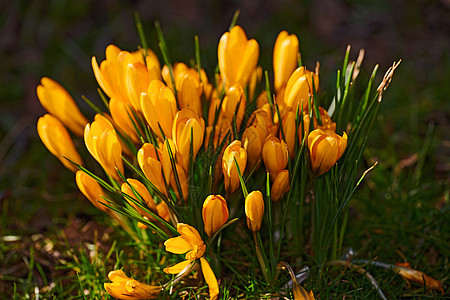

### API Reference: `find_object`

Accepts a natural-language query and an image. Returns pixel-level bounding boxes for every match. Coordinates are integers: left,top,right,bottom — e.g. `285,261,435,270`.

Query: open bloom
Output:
284,66,319,112
37,114,83,172
84,114,124,181
273,31,299,93
308,129,347,175
37,77,88,136
245,191,264,232
202,195,229,237
218,25,259,88
75,171,109,212
164,224,218,299
222,140,247,194
104,270,161,300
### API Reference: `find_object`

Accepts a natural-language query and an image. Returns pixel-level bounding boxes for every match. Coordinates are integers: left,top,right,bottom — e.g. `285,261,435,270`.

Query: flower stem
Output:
253,231,269,282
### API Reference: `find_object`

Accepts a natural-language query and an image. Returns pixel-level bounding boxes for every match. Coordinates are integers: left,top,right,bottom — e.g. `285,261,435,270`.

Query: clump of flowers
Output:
36,14,412,299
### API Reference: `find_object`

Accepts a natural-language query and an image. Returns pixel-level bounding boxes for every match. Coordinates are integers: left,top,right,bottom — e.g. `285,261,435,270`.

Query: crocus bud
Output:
308,129,347,175
125,61,151,112
156,202,170,222
121,179,157,219
298,112,311,146
84,114,124,182
242,126,264,172
245,191,264,232
92,45,141,103
37,77,88,136
109,98,139,143
75,171,108,212
202,195,229,237
137,143,167,195
284,66,319,112
314,106,336,132
281,111,296,159
104,270,161,300
248,66,262,101
172,107,205,172
218,25,260,88
37,114,83,172
271,170,290,202
273,31,299,93
141,80,178,141
220,84,246,130
222,140,247,194
262,135,289,180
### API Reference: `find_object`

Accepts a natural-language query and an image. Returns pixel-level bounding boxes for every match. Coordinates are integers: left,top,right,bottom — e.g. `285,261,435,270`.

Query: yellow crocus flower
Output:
273,31,299,93
36,77,88,136
241,126,264,172
137,143,167,196
75,170,109,212
37,114,83,172
121,179,157,219
281,111,296,160
271,169,290,202
84,114,124,182
141,79,178,141
220,84,246,130
245,191,264,232
202,195,229,237
262,134,289,180
308,129,347,175
172,107,205,172
109,98,140,143
284,66,319,112
104,270,161,300
218,25,260,88
222,140,247,194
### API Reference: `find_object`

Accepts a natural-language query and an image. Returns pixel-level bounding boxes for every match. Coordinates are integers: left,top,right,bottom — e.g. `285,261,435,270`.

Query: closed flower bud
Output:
220,84,246,130
172,107,205,172
308,129,347,175
141,80,178,141
262,135,289,180
84,114,124,182
273,31,299,93
222,140,247,194
298,112,311,146
104,270,161,300
248,66,262,101
146,50,162,82
137,143,167,195
284,66,319,112
202,195,229,237
245,191,264,232
314,106,336,131
109,98,139,143
37,114,83,172
156,202,170,222
281,111,296,159
75,171,109,212
126,61,152,112
37,77,88,136
218,25,260,88
242,126,264,172
121,179,157,219
271,170,290,202
92,45,142,103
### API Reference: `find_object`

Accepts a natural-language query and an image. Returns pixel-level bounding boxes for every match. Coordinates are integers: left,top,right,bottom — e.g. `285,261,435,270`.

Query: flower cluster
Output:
36,20,397,298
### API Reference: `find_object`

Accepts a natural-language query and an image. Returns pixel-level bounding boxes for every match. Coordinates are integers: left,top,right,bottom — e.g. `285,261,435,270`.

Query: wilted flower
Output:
308,129,347,175
75,170,109,212
202,195,229,237
104,270,161,300
84,114,124,181
37,77,88,136
218,25,259,88
284,66,319,112
245,191,264,232
37,114,83,172
262,135,289,180
222,140,247,194
273,31,299,93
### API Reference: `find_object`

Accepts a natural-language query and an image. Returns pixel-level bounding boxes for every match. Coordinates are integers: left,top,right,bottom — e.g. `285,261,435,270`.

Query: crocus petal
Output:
163,259,193,274
200,257,219,300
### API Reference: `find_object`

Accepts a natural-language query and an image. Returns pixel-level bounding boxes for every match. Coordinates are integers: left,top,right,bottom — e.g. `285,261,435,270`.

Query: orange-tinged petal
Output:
163,259,193,274
245,191,264,232
271,170,290,202
164,236,193,254
200,257,219,300
104,270,161,299
202,195,229,237
76,171,109,212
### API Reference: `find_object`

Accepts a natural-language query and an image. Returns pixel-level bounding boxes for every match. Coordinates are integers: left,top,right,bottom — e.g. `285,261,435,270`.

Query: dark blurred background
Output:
0,0,449,295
